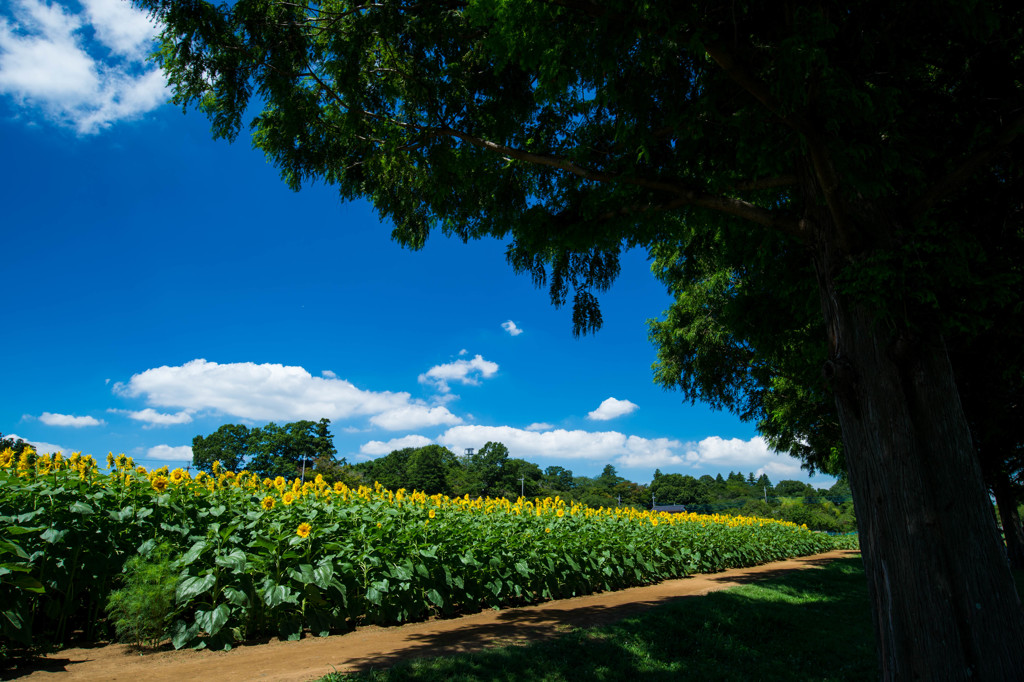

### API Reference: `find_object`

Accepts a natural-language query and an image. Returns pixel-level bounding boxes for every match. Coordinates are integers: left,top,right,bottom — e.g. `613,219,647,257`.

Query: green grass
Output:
320,556,877,682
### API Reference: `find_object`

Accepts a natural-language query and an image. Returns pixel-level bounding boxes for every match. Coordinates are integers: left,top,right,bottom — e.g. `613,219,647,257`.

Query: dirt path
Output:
10,550,859,682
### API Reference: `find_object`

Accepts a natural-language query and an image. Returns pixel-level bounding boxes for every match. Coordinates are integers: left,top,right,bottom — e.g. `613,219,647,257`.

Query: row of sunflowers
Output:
0,447,854,650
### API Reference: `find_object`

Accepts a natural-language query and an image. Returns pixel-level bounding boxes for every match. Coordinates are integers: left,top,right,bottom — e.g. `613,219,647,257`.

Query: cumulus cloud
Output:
109,408,194,427
525,422,554,431
359,434,434,457
418,354,498,393
616,435,807,480
38,412,104,427
113,358,412,423
369,405,463,431
0,0,168,133
146,444,194,461
437,424,682,465
433,425,804,479
501,320,523,336
586,397,638,421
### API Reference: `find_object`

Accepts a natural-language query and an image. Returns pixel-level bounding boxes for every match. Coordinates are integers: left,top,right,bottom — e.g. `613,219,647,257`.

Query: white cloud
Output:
322,370,337,379
418,354,499,393
458,349,468,356
615,435,808,480
525,422,554,431
146,444,193,461
109,407,194,427
434,425,808,480
114,358,412,422
369,404,463,431
0,0,168,134
80,0,157,59
359,434,434,456
4,433,70,455
586,397,639,421
437,424,681,465
38,412,104,427
501,320,523,336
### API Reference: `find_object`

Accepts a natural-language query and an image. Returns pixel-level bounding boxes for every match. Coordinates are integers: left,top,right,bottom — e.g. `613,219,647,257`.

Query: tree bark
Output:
993,472,1024,571
810,209,1024,679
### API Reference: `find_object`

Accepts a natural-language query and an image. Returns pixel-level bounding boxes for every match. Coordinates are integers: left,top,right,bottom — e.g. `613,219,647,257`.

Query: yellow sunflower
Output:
282,491,295,506
151,475,169,493
261,496,275,510
296,522,312,538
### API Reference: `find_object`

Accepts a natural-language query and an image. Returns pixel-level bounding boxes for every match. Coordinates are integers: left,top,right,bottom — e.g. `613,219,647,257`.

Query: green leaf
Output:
70,501,94,515
222,586,249,606
312,563,334,590
179,540,208,567
263,584,297,608
12,575,45,594
289,564,316,585
40,528,67,544
176,574,216,603
426,588,444,607
215,549,247,572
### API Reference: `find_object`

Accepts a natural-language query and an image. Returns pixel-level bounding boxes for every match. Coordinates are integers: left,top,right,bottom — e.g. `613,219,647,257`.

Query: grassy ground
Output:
321,555,878,682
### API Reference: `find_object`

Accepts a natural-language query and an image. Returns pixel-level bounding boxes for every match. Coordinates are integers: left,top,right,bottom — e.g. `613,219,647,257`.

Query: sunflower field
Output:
0,447,855,651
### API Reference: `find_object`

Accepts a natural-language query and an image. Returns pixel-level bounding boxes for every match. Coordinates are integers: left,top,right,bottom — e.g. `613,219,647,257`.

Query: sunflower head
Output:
282,491,295,506
296,522,312,538
261,496,275,510
151,475,169,493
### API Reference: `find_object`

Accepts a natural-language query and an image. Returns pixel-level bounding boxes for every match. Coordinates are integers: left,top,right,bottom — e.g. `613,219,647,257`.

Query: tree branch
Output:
910,110,1024,219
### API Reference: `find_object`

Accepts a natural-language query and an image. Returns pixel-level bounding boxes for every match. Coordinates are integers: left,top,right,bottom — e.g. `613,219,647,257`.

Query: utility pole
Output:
518,476,525,498
652,493,656,510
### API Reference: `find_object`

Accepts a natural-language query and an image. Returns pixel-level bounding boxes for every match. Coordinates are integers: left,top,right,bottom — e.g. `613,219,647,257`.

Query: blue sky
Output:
0,0,834,487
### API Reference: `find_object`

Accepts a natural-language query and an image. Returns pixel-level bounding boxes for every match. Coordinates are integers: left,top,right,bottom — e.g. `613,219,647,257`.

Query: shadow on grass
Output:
330,557,877,682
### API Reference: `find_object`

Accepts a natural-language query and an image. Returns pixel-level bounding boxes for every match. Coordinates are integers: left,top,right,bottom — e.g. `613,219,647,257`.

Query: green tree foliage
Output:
191,423,250,473
138,0,1024,675
192,419,342,479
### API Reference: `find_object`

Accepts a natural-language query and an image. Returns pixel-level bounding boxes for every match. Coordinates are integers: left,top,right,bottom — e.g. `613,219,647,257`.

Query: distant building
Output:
652,504,688,514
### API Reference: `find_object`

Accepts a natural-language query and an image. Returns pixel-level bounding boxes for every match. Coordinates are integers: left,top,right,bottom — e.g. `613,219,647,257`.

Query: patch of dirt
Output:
8,550,860,682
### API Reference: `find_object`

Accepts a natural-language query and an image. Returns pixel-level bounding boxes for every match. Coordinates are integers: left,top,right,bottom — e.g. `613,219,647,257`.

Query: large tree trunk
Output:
811,207,1024,678
993,471,1024,571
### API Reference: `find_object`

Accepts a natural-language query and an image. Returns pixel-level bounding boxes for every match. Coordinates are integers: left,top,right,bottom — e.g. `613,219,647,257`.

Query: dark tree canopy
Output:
139,0,1024,677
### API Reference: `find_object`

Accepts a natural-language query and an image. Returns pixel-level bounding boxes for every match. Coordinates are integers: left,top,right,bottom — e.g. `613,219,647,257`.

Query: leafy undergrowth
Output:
321,556,877,682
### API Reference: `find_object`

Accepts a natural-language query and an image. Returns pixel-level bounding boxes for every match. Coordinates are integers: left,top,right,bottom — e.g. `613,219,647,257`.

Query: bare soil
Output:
8,550,859,682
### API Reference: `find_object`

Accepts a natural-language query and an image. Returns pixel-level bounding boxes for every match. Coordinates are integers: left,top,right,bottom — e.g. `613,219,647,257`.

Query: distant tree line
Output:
187,424,855,531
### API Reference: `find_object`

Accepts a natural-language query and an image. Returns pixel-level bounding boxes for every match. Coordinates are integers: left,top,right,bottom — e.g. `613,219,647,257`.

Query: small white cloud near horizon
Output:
501,320,523,336
438,424,681,466
4,433,71,455
38,412,105,427
321,369,337,379
525,422,554,431
0,0,169,134
146,444,194,461
359,434,434,457
418,354,499,393
586,397,638,421
108,408,194,428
